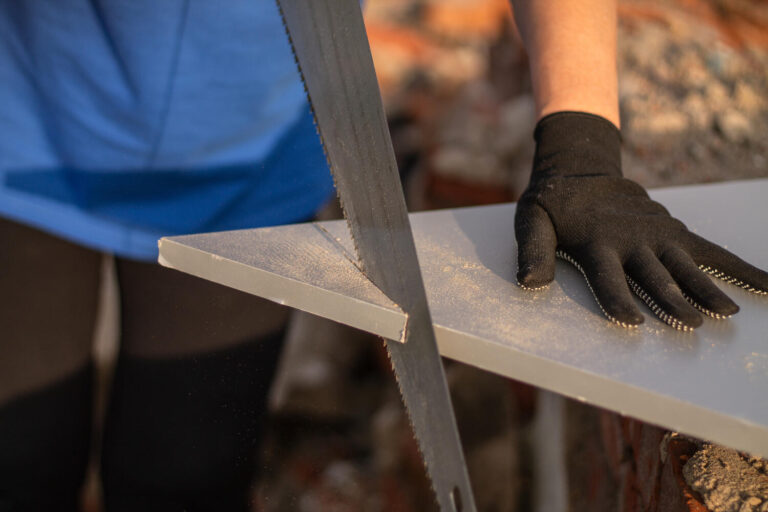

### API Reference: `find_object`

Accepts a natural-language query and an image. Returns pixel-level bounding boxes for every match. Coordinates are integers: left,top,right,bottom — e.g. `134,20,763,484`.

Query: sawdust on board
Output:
744,352,768,383
206,227,397,310
416,231,602,361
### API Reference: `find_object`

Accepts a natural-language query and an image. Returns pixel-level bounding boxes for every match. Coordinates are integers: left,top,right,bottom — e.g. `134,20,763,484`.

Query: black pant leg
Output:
101,331,284,512
0,218,101,512
101,259,289,512
0,367,93,512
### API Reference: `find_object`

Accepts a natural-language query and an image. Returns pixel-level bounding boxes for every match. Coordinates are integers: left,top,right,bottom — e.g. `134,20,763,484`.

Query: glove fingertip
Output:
707,297,740,317
588,270,645,327
517,265,554,290
607,302,645,327
682,311,704,329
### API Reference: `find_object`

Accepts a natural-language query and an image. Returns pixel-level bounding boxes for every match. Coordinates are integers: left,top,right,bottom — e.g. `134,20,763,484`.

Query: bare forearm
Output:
510,0,619,127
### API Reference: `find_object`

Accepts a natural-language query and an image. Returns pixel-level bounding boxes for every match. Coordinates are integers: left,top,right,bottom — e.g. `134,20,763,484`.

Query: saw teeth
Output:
276,0,363,271
278,3,471,507
381,338,441,507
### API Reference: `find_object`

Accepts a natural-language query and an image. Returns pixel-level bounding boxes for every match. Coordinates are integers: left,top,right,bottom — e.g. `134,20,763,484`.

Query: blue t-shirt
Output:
0,0,335,260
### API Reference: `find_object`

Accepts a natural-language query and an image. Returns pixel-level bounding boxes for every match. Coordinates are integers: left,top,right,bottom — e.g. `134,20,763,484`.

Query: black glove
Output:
514,111,768,330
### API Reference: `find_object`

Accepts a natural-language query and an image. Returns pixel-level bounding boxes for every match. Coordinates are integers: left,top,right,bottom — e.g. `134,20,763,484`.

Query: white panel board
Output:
159,179,768,457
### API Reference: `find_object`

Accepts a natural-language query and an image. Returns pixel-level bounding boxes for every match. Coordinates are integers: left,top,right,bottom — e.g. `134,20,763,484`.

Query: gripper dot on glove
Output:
514,111,768,330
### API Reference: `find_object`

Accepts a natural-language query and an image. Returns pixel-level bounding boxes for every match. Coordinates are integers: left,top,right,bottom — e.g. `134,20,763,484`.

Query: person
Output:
1,2,333,511
1,1,766,511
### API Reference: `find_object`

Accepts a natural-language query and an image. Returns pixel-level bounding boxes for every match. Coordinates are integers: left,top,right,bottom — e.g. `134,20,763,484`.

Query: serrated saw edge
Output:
276,1,476,510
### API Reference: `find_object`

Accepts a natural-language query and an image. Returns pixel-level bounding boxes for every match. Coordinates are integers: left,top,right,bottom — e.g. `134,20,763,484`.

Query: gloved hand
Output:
514,111,768,330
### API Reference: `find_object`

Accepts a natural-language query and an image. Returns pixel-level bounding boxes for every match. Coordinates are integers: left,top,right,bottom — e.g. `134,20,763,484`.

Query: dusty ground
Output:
683,443,768,512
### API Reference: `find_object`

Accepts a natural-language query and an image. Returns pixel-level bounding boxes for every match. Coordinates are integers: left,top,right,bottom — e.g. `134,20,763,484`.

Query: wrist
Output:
531,111,623,180
536,98,620,129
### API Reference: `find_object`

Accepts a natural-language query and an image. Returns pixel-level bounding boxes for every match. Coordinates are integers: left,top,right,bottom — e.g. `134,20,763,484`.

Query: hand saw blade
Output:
277,1,476,510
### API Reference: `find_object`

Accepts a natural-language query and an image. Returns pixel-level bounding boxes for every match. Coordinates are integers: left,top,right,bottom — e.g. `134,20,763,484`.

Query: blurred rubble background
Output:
255,1,768,511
